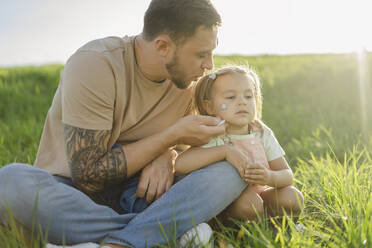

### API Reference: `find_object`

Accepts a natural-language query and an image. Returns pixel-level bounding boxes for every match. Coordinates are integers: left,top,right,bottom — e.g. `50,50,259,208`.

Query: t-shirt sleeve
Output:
262,127,285,161
61,51,115,130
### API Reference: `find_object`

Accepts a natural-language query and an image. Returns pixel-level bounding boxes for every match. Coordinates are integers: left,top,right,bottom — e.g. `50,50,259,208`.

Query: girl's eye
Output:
225,96,235,100
245,95,253,99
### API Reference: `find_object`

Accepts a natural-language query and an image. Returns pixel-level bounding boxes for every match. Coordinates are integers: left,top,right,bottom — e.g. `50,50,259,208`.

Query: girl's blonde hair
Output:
194,65,263,122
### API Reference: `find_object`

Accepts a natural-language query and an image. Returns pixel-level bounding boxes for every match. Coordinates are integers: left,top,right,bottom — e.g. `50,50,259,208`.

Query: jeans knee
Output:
0,163,51,215
191,161,247,206
0,163,48,188
0,164,27,193
1,163,28,178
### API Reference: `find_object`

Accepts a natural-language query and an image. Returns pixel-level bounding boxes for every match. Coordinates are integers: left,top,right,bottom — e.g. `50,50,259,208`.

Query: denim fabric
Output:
55,175,149,214
119,176,148,214
0,162,246,247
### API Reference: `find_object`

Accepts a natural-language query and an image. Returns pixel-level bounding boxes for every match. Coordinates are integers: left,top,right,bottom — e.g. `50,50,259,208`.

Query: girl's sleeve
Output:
262,127,285,161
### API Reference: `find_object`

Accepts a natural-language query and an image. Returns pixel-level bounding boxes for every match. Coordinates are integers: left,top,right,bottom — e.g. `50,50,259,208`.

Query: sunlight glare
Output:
357,46,368,143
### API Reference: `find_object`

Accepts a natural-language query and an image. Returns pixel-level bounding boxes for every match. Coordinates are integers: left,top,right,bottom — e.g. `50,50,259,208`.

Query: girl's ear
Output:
203,100,214,115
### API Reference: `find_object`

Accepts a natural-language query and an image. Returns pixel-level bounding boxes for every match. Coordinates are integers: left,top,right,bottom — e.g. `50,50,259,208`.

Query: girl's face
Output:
206,73,257,133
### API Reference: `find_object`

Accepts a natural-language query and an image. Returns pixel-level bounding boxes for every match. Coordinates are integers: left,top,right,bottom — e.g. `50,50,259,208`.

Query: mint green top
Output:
202,124,285,162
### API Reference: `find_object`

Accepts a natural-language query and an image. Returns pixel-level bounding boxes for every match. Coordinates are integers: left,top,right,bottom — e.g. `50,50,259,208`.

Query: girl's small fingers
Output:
245,179,260,184
250,164,265,169
238,167,245,178
246,164,258,169
245,169,262,175
246,174,263,180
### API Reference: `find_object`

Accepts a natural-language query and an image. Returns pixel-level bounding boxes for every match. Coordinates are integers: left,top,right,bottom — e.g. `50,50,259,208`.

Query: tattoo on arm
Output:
63,124,127,193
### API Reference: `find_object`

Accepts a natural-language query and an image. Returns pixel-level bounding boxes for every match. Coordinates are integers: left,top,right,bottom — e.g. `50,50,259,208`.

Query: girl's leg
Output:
217,186,265,223
215,185,304,225
260,186,304,217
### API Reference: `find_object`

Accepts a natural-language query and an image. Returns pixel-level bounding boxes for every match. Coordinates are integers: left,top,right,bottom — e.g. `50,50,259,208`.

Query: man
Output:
0,0,247,247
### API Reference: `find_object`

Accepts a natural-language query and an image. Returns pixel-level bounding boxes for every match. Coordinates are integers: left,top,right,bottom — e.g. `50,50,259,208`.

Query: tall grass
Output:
213,147,371,248
0,65,62,165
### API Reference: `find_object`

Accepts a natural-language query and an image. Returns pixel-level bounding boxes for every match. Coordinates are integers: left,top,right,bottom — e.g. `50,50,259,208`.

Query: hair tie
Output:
208,73,216,80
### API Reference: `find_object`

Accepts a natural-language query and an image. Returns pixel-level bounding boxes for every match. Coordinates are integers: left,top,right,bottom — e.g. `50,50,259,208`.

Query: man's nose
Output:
202,55,214,70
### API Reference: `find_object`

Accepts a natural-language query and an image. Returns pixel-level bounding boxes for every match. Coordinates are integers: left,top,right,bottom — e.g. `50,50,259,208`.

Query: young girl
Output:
175,66,303,222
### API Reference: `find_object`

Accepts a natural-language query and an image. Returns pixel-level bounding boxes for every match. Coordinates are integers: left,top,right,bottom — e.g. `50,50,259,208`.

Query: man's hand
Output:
136,149,177,203
171,115,226,147
244,163,272,186
224,145,250,179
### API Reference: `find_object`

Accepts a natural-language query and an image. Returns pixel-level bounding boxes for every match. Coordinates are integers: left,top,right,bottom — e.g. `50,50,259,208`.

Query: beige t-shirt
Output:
34,36,194,177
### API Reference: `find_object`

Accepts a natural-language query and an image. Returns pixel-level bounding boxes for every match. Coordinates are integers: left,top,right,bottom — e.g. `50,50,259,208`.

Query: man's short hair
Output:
143,0,221,44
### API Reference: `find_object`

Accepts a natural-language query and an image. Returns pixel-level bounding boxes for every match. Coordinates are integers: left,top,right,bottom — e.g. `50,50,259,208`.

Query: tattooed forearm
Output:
63,124,127,193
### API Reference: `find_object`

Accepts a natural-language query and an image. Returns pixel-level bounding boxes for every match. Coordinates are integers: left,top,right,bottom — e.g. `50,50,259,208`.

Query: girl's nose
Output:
238,95,248,104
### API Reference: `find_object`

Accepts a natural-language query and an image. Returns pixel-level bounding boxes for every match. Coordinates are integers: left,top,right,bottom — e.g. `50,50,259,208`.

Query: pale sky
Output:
1,0,371,67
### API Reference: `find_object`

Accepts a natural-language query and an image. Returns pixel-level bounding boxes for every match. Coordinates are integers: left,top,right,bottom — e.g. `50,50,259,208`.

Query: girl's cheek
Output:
220,103,228,111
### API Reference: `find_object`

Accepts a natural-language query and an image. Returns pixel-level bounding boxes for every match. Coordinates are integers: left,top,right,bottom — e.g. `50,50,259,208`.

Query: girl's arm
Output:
175,145,250,178
267,156,293,188
174,146,226,174
244,156,293,188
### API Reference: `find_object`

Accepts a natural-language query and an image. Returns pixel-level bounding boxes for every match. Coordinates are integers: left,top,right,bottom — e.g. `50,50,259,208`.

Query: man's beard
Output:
165,52,190,89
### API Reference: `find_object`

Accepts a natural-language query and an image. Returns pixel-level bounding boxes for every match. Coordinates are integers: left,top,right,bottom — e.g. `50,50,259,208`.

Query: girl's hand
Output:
224,145,249,179
244,163,272,186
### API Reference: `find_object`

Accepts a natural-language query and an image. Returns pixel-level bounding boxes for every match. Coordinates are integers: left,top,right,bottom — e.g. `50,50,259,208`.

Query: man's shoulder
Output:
76,36,132,55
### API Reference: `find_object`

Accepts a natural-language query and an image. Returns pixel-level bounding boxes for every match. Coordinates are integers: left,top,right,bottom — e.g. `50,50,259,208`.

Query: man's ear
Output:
154,35,175,57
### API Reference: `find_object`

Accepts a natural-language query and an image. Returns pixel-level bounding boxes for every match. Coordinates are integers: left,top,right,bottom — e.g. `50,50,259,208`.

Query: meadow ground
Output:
0,53,371,247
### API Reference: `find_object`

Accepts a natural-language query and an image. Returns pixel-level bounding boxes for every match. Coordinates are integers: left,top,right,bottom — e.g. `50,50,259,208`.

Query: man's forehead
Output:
181,26,218,51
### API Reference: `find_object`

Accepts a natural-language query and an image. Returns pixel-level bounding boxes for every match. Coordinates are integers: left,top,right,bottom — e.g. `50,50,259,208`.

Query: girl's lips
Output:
236,111,249,114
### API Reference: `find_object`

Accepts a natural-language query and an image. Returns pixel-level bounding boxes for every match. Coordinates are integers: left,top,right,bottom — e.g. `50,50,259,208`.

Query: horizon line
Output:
1,50,371,68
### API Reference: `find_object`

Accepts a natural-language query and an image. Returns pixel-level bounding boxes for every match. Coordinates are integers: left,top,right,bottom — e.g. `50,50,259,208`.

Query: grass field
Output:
0,52,371,247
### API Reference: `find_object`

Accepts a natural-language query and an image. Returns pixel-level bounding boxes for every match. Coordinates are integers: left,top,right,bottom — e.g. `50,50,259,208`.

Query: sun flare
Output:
357,46,369,143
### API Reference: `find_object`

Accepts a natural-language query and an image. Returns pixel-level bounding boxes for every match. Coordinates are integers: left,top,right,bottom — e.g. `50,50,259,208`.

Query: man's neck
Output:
134,35,167,82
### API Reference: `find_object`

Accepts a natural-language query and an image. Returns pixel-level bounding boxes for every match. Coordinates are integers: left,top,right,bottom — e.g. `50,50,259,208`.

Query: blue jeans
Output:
54,173,149,214
0,162,246,247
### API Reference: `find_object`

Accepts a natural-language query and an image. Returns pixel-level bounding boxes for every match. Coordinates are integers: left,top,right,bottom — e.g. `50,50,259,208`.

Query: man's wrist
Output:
163,124,181,146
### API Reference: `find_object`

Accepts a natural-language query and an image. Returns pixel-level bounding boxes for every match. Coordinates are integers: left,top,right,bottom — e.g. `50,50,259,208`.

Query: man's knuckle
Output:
137,191,144,197
157,191,164,198
137,185,145,191
147,191,155,198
